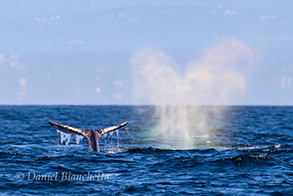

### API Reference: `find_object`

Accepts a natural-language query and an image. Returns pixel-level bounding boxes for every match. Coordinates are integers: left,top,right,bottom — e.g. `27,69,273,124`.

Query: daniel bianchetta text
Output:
16,172,110,182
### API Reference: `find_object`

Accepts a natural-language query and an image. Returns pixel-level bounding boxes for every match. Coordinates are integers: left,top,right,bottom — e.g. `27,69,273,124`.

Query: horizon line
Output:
0,104,292,107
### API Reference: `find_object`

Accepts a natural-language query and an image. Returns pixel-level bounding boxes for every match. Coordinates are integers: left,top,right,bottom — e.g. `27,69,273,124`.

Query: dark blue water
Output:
0,106,292,195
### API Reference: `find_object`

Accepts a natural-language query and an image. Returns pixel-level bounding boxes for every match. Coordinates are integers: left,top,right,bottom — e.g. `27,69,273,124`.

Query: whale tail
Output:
49,121,128,152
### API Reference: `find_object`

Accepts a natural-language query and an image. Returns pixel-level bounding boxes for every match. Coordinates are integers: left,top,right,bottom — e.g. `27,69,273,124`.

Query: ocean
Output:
0,105,292,195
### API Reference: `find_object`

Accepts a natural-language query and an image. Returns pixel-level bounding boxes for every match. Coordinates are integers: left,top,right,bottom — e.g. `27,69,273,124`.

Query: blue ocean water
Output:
0,105,292,195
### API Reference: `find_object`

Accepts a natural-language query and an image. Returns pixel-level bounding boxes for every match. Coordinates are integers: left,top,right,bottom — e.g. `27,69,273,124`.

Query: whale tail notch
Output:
49,121,128,152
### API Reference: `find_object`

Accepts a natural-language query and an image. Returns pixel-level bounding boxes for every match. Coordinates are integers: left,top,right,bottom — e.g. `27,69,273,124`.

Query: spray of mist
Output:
131,38,254,149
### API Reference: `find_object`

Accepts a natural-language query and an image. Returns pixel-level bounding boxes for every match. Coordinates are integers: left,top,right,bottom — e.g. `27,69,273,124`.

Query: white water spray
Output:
75,135,83,144
131,38,254,149
57,130,83,145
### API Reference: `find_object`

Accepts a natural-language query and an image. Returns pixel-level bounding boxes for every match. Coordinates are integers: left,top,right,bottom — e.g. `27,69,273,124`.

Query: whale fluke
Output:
49,121,128,152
